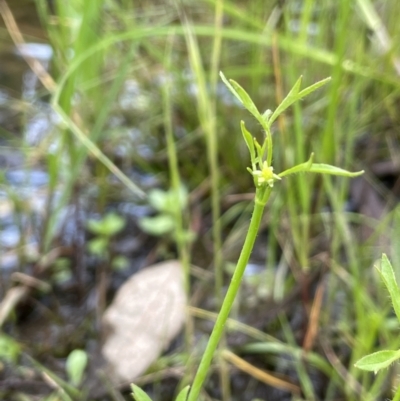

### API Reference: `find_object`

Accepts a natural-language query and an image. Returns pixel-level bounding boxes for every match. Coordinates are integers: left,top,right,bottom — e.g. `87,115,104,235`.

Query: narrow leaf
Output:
354,349,400,372
261,138,268,164
131,384,154,401
175,386,190,401
297,77,332,99
240,121,256,164
269,76,331,126
377,254,400,322
278,153,314,178
254,138,264,166
219,71,243,106
268,76,302,126
228,80,261,121
308,164,364,177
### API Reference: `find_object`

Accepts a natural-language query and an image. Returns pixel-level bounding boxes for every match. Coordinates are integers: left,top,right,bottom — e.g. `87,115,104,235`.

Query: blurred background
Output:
0,0,400,400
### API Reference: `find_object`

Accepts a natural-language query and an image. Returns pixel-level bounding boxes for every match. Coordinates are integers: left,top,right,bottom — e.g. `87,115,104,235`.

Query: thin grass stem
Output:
187,187,272,401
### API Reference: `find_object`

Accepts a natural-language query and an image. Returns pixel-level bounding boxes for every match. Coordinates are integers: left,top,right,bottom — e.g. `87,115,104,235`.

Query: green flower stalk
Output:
185,73,363,401
132,73,364,401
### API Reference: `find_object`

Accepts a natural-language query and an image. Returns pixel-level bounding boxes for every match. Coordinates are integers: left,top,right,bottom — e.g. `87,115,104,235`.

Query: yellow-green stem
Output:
187,187,272,401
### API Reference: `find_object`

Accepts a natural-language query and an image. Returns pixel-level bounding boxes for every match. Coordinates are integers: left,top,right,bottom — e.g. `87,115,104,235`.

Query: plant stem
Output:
187,187,272,401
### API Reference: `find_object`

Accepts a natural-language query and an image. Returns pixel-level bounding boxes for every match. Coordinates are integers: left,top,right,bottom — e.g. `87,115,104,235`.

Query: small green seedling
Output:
87,212,125,256
355,255,400,374
66,349,88,387
139,187,187,235
131,73,363,401
0,334,21,364
87,212,127,270
138,186,194,243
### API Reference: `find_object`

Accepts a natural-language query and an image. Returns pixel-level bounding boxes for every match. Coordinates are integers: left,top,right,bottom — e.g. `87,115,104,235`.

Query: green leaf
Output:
229,80,261,121
138,214,175,236
220,72,260,121
148,189,170,212
66,349,88,386
377,254,400,322
87,237,108,257
268,76,302,126
219,71,243,106
308,163,364,177
175,386,190,401
111,255,129,271
240,121,256,165
131,384,154,401
148,187,188,214
297,77,332,99
0,334,21,364
87,213,125,236
169,186,188,212
354,349,400,372
278,158,364,179
268,76,331,127
99,213,125,235
261,135,269,164
278,153,314,178
253,138,264,166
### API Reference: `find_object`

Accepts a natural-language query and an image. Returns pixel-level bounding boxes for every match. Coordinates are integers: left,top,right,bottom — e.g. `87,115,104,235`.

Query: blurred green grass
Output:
2,0,400,399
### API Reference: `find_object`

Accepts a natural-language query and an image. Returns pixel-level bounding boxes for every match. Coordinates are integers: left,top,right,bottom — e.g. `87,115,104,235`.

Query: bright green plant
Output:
139,187,186,234
0,334,21,364
65,349,88,387
87,212,127,270
355,254,400,400
131,73,363,401
138,186,195,244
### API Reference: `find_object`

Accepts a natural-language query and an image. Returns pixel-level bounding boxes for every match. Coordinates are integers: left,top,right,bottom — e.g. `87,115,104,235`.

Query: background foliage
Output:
0,0,400,400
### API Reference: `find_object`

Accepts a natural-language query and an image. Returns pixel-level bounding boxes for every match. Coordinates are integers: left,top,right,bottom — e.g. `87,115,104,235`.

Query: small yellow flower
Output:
252,161,281,187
